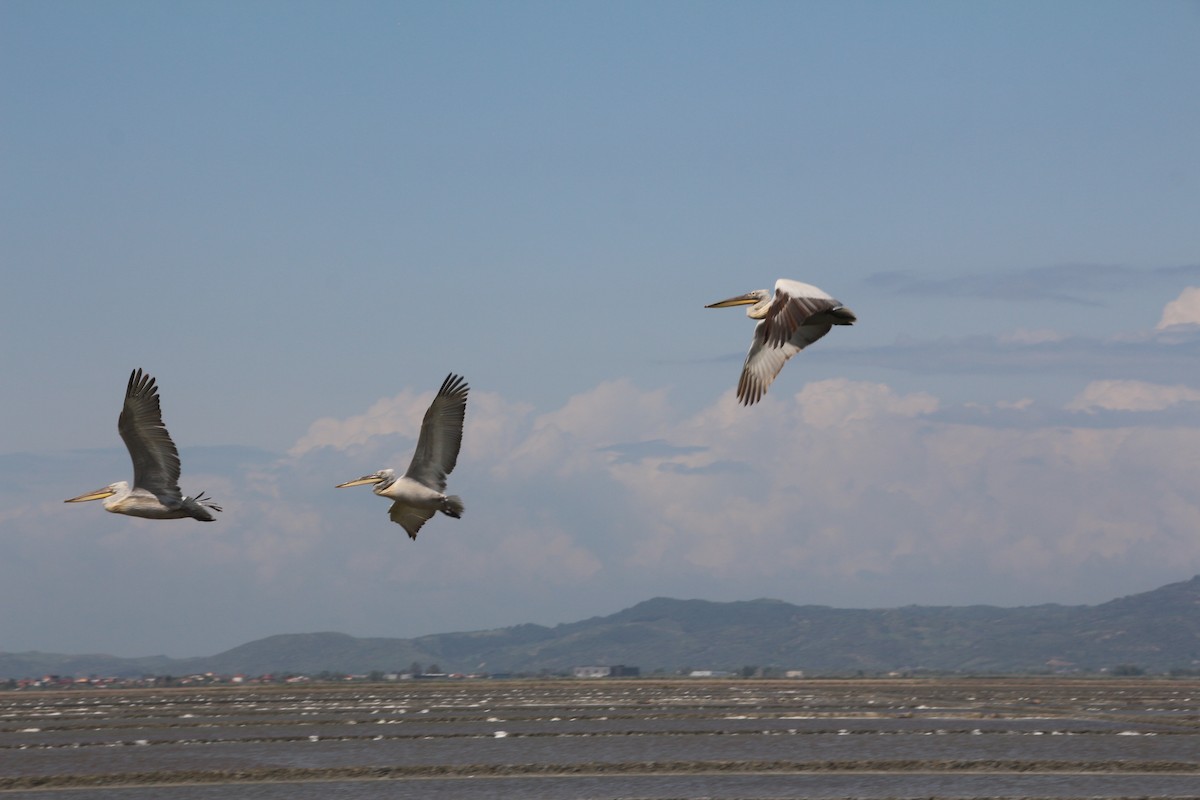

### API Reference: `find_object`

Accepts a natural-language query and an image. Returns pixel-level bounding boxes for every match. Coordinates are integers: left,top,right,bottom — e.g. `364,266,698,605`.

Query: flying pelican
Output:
64,369,222,521
336,373,468,540
707,278,856,405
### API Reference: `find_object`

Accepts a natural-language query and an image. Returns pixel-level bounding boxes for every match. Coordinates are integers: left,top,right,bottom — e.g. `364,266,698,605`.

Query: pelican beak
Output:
64,487,116,503
706,293,760,308
335,474,384,488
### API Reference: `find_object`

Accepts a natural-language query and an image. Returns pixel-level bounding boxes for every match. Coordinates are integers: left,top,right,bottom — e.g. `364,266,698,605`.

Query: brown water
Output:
1,678,1197,798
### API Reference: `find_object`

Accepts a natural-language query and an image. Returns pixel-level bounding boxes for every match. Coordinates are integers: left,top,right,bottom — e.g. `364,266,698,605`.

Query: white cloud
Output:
597,379,1200,600
5,375,1200,656
494,379,673,480
1157,286,1200,329
461,393,535,464
288,388,433,457
1067,380,1200,412
793,378,938,428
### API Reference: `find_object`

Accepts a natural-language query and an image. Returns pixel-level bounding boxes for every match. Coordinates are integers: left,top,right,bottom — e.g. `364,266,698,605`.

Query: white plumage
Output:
336,373,468,539
707,279,856,405
64,369,221,521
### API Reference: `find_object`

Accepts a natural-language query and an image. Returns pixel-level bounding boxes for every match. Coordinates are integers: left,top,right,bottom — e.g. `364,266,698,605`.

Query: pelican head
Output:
335,469,396,491
706,289,772,318
64,481,127,504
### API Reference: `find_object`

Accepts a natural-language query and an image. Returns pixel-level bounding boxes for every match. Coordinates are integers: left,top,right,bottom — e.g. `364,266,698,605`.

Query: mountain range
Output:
4,576,1199,679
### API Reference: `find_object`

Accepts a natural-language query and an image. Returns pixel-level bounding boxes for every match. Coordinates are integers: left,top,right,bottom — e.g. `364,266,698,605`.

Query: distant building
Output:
574,666,609,678
687,670,734,678
573,665,640,678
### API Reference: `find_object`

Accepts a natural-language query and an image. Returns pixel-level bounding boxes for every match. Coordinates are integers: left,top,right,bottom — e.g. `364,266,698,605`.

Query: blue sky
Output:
2,1,1199,658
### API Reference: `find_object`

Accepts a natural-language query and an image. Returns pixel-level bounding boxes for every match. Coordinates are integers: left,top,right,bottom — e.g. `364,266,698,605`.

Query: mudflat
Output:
1,677,1197,798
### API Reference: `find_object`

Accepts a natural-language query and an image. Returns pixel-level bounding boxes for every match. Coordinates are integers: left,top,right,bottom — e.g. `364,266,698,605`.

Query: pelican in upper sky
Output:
707,278,856,405
336,373,468,540
64,369,222,521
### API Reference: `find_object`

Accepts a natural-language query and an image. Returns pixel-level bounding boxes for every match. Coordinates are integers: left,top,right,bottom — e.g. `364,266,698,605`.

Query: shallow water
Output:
1,678,1197,798
3,774,1200,800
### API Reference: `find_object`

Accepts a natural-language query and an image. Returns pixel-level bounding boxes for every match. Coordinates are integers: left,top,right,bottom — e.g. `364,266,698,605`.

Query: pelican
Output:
707,278,856,405
64,369,222,521
336,373,468,540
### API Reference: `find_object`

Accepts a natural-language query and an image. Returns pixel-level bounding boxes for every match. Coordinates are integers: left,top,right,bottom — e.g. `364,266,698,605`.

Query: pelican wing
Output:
737,321,834,405
404,373,469,491
388,501,437,540
118,369,183,502
761,279,844,348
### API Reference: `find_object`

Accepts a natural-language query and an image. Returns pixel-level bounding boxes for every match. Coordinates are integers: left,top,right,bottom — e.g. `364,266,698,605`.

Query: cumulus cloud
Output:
793,378,938,428
1068,380,1200,413
571,378,1200,607
5,374,1200,657
1157,286,1200,329
288,388,434,456
494,379,673,480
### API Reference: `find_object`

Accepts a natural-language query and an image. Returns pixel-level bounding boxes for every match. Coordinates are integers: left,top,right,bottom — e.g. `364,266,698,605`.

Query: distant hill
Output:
3,576,1199,679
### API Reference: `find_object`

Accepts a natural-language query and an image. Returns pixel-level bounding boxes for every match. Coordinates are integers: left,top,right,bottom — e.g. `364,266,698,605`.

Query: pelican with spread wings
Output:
707,279,856,405
336,373,468,540
64,369,222,521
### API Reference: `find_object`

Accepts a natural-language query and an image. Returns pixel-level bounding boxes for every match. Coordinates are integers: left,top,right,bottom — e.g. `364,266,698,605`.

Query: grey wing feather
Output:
762,290,842,348
389,502,436,540
404,373,469,491
737,322,833,405
119,369,183,502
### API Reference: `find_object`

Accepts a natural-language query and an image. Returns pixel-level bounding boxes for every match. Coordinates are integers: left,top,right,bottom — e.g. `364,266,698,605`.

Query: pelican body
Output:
707,278,856,405
65,369,221,521
336,373,468,540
